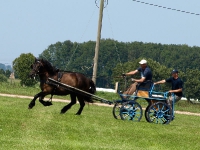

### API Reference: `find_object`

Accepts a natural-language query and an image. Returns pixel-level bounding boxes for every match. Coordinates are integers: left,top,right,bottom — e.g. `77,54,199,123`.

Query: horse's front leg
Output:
28,92,44,109
39,95,53,106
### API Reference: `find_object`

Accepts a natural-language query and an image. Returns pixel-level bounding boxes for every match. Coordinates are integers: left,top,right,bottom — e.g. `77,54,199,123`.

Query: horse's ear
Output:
34,57,37,62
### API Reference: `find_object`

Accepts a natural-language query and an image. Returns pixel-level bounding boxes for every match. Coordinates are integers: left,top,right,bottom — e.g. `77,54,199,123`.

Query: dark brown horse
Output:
29,58,96,115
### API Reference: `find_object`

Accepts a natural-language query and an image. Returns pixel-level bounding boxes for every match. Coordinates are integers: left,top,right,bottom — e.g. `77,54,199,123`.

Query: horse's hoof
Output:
28,103,35,109
75,113,81,115
28,105,33,109
44,102,53,106
60,111,65,114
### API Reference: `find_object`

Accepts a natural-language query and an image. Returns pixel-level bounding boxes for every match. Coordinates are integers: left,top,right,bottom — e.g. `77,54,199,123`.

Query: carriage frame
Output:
113,80,175,124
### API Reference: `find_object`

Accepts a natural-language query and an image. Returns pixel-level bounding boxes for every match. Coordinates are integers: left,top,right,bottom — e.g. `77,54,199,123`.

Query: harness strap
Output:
58,72,63,82
48,72,64,102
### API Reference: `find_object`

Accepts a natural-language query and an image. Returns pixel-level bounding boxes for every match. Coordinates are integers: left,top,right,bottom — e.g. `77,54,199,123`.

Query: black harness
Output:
48,71,64,102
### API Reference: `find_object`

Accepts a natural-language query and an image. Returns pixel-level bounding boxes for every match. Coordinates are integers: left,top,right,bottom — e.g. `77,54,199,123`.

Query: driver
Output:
122,59,152,95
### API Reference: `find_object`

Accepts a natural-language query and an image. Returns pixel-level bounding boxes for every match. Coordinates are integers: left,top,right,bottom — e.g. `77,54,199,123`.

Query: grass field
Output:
1,96,200,150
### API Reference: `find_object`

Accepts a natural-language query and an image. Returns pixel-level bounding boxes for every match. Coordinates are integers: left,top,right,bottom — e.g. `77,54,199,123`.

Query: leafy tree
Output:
5,70,11,78
67,41,95,74
39,40,77,70
0,74,8,83
0,69,5,75
13,53,37,86
182,69,200,101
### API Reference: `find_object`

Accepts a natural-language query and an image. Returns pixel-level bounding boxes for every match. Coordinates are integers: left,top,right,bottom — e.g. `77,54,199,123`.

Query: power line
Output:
133,0,200,16
65,4,97,69
105,7,124,73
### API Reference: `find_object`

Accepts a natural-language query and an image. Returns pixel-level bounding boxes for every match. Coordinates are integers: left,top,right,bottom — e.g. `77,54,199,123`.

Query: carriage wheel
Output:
147,102,172,124
145,104,150,122
112,101,123,119
120,101,143,121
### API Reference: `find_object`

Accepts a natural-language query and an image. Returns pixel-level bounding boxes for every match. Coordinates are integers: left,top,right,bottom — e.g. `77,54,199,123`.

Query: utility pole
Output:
92,0,104,84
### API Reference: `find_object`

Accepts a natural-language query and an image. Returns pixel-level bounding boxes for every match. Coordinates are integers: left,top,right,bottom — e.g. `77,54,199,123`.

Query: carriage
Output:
113,80,175,124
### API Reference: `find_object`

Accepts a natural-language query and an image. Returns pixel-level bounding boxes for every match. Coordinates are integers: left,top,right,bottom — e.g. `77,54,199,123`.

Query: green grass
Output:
0,80,40,96
0,96,200,150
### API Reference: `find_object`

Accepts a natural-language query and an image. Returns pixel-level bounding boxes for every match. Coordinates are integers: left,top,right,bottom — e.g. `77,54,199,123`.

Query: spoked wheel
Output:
147,102,172,124
145,104,150,122
112,101,123,119
120,101,143,121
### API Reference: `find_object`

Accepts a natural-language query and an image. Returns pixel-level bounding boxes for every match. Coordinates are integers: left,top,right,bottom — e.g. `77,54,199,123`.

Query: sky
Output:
1,0,200,66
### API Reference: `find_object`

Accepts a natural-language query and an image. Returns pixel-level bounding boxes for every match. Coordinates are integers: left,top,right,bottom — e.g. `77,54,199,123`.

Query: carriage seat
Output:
135,80,154,98
135,81,169,102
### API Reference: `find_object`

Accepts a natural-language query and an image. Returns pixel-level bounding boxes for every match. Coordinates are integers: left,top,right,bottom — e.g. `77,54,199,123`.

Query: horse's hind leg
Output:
60,94,76,114
76,96,85,115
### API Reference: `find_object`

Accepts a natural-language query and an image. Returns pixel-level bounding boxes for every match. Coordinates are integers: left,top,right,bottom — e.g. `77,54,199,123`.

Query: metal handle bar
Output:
150,84,175,99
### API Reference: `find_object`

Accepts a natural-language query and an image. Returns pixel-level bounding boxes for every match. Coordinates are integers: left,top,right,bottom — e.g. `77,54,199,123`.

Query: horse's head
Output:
29,58,44,79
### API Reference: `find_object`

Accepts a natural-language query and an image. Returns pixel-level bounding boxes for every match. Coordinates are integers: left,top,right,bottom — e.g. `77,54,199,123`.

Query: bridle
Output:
31,61,43,78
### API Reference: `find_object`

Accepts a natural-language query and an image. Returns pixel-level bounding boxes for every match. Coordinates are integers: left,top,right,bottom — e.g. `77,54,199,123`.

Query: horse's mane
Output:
40,59,58,75
38,59,90,77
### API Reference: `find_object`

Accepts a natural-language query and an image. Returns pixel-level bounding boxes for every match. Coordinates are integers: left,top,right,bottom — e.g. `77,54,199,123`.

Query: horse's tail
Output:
89,79,96,94
84,79,96,103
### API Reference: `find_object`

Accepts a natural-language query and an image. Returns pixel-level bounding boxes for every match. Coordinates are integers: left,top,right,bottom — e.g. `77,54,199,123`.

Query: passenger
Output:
154,69,183,106
122,59,152,95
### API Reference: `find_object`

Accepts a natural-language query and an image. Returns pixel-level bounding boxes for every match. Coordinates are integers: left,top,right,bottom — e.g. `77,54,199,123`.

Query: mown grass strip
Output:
0,96,200,150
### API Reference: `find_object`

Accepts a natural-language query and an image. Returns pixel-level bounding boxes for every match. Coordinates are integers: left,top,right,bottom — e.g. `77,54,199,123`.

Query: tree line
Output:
12,39,200,100
0,69,12,83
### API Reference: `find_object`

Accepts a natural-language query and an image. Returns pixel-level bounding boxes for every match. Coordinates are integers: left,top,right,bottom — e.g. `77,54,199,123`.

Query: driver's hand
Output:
122,73,126,77
131,78,135,82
